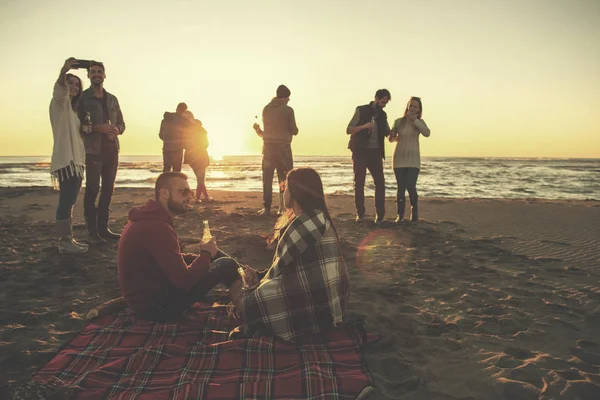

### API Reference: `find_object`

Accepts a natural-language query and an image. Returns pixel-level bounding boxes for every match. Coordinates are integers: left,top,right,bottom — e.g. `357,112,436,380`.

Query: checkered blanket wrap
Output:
33,303,374,399
242,211,350,342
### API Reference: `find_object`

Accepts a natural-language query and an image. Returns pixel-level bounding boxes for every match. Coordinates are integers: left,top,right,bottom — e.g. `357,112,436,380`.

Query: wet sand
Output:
1,187,599,399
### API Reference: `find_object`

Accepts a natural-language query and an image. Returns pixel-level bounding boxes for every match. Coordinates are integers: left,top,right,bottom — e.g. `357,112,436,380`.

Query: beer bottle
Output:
84,112,92,133
202,220,212,243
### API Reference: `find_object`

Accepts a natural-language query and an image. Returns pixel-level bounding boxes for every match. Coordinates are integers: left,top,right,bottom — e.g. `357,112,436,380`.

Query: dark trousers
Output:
163,150,183,172
352,149,385,218
142,251,241,322
262,144,293,208
394,167,420,201
84,146,119,221
56,175,82,220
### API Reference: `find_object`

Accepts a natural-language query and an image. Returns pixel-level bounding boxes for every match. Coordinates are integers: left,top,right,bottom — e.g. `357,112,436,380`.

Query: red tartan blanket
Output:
33,303,376,399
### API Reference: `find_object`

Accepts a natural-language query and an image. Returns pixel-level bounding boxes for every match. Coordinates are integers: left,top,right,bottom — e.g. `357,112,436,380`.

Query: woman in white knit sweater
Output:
389,97,430,222
49,58,88,253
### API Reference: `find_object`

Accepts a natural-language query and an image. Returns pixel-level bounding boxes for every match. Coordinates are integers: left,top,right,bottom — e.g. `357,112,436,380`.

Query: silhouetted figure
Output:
346,89,391,223
389,97,431,223
253,84,299,216
182,110,212,203
49,57,88,254
79,61,125,243
117,172,243,322
159,102,187,172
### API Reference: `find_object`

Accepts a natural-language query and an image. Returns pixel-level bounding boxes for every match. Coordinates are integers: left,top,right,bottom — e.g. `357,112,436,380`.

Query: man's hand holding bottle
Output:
95,123,120,136
200,237,218,258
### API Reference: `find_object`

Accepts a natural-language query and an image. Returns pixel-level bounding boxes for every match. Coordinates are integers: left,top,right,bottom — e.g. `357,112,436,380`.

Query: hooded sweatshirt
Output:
117,200,211,314
159,112,186,151
261,98,299,145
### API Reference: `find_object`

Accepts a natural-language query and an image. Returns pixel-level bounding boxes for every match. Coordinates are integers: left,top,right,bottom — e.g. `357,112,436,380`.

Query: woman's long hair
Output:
395,96,423,132
403,96,423,119
66,73,83,112
268,168,343,254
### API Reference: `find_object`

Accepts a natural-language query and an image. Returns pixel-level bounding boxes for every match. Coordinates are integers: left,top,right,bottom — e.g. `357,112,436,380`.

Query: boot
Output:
68,217,89,250
409,196,419,222
98,209,121,240
56,219,88,254
395,199,406,223
258,207,271,216
86,208,106,244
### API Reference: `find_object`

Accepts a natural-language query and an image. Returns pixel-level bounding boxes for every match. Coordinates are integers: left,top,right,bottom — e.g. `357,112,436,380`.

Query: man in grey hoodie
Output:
253,85,299,215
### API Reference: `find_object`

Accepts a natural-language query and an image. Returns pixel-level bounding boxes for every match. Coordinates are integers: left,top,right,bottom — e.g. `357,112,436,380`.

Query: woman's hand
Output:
243,266,260,286
61,57,78,73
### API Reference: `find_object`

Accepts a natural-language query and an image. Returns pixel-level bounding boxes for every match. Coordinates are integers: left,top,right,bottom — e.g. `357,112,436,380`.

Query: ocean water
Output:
0,156,598,200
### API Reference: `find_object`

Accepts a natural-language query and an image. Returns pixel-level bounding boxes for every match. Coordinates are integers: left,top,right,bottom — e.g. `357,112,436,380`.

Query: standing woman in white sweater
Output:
389,97,431,222
49,58,88,253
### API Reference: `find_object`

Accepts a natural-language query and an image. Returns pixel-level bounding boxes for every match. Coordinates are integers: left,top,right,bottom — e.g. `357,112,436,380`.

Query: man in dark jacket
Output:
159,102,188,172
79,61,126,242
253,84,299,216
346,89,391,223
117,172,244,321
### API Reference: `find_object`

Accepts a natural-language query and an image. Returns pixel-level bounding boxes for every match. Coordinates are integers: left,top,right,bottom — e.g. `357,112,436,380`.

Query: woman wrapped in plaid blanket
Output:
232,167,350,342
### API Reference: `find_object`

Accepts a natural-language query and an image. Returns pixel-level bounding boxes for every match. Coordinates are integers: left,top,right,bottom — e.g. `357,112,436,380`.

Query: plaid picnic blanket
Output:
33,303,376,399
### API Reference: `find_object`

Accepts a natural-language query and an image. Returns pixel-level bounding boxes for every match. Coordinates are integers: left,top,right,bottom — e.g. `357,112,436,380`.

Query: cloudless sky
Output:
0,0,598,158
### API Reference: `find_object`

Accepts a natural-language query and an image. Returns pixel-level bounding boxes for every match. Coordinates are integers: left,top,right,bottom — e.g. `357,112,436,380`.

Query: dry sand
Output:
0,187,599,399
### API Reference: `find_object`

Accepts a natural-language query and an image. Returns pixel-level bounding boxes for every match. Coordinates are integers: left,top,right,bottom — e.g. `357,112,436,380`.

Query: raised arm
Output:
55,57,78,88
414,119,430,137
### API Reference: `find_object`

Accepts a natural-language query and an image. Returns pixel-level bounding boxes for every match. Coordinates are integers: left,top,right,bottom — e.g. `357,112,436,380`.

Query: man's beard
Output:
167,197,187,215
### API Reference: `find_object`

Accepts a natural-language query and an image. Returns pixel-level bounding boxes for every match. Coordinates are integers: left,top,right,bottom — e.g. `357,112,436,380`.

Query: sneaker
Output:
374,215,384,224
58,237,89,254
258,208,271,216
88,234,107,245
355,215,365,223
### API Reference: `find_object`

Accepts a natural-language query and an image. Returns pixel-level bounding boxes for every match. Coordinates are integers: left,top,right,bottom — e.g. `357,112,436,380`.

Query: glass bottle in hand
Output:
202,220,212,243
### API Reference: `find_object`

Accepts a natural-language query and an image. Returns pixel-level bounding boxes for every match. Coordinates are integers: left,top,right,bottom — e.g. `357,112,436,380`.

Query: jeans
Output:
142,251,242,322
56,175,82,220
394,167,420,201
84,146,119,220
163,150,183,172
352,149,385,218
262,143,293,208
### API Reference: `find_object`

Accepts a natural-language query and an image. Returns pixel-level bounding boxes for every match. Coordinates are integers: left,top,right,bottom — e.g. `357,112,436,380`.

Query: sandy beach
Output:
1,187,599,399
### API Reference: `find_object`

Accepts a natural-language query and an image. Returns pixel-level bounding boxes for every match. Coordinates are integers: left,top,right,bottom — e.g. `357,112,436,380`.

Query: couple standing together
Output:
347,89,431,224
49,58,124,254
159,103,212,203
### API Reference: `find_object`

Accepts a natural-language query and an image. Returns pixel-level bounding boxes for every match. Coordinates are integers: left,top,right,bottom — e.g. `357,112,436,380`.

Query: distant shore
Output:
1,187,599,399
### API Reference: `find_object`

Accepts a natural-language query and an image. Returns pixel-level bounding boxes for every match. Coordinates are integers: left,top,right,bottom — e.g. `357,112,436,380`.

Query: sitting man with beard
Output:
117,171,244,321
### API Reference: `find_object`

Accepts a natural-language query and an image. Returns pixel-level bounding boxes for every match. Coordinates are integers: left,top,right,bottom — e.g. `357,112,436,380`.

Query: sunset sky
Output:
0,0,598,158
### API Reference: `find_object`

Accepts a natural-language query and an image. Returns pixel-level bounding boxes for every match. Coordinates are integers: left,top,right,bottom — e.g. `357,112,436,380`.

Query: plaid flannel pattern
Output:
33,303,374,399
242,211,349,342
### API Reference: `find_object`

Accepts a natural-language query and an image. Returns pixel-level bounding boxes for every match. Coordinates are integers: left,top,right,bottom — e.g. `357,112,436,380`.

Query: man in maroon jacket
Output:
117,171,243,321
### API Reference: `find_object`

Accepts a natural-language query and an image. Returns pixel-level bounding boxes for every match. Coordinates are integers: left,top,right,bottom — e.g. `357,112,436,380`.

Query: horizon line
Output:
0,154,599,160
